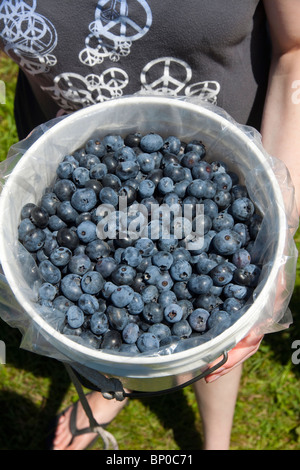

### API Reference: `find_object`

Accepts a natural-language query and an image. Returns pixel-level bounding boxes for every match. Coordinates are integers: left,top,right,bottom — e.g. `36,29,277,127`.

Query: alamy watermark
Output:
291,340,300,365
291,80,300,104
0,80,5,104
95,197,205,251
0,340,5,365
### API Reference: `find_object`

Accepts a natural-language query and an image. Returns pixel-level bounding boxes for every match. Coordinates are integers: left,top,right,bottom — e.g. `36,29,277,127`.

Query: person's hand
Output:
204,329,264,383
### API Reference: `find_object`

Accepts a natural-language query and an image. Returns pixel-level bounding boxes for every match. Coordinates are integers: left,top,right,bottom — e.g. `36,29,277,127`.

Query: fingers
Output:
204,330,264,382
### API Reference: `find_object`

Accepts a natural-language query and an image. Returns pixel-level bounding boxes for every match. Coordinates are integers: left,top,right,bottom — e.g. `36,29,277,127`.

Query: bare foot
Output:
52,391,128,450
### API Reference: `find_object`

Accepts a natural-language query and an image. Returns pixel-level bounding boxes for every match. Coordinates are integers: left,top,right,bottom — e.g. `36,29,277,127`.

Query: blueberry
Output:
194,293,222,312
81,271,104,295
232,248,251,269
209,262,233,286
101,281,117,299
128,292,144,315
116,160,140,181
164,304,183,323
164,162,186,183
56,161,74,179
213,190,232,210
212,212,234,232
48,215,67,231
141,285,159,303
79,153,101,170
68,253,92,275
134,153,153,174
211,229,242,256
152,251,173,271
207,309,231,331
111,265,136,286
124,132,142,148
57,227,79,250
121,246,142,268
135,237,155,257
101,330,122,351
172,281,193,300
189,308,209,332
230,197,255,222
107,305,129,331
138,179,156,198
143,265,161,285
223,297,245,314
85,138,106,157
21,202,36,219
102,134,124,152
102,173,121,191
38,282,57,301
148,323,171,341
95,256,117,278
191,161,213,180
142,303,163,324
213,172,233,191
72,166,90,187
53,295,74,313
66,305,85,329
61,273,83,301
186,140,206,157
41,192,60,215
39,259,61,284
90,311,109,335
115,146,137,162
223,283,250,300
29,206,49,229
137,332,159,352
18,218,36,241
50,246,72,267
140,133,164,153
54,179,76,201
181,151,202,169
71,188,97,212
78,293,99,315
233,264,261,287
157,177,174,195
77,220,97,243
170,260,192,282
85,239,110,261
122,322,140,344
187,274,213,295
163,136,182,155
111,285,134,307
156,272,174,292
171,319,192,339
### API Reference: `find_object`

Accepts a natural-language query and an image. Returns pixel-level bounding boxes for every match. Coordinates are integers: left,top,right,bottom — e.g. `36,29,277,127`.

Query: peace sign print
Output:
94,0,152,42
140,57,193,96
0,0,57,75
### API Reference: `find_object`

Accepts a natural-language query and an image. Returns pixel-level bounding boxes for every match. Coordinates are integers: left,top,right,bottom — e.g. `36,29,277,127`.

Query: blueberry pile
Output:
17,131,263,355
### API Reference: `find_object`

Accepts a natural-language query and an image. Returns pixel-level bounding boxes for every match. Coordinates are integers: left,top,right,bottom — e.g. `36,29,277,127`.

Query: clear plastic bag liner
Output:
0,95,298,390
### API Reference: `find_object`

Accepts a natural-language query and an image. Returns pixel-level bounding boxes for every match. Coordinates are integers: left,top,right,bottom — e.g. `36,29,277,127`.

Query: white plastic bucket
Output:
0,97,287,392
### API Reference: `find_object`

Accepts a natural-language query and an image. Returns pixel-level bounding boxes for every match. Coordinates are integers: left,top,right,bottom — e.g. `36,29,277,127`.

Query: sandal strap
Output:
65,363,119,450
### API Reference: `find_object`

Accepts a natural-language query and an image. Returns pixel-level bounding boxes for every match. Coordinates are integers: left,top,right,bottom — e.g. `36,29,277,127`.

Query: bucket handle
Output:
124,351,228,399
66,351,228,401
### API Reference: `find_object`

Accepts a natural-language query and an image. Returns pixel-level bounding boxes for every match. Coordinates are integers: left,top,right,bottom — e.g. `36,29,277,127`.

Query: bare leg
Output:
193,364,243,450
52,391,128,450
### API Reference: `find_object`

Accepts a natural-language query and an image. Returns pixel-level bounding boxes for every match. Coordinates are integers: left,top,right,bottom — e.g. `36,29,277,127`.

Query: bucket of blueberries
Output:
0,96,297,393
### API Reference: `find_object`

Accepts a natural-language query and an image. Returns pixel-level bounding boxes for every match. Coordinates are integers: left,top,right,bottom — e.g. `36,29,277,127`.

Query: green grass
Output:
0,52,300,451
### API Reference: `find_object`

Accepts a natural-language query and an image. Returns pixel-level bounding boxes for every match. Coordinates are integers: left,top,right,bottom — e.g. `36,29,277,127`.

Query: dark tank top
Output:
0,0,271,139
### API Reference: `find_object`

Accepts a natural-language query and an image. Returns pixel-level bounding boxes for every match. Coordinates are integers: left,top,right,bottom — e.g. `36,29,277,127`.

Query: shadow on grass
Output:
137,391,203,450
0,318,71,449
